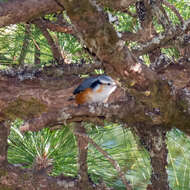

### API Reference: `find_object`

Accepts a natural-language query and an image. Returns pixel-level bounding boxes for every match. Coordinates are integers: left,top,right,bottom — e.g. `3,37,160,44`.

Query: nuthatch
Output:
73,75,117,104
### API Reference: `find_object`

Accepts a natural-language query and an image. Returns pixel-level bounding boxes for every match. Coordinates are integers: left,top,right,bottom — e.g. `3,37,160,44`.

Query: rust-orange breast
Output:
95,85,103,93
75,88,93,104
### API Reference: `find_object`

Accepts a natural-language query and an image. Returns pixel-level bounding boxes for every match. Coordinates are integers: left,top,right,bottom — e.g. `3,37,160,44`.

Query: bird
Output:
73,75,117,104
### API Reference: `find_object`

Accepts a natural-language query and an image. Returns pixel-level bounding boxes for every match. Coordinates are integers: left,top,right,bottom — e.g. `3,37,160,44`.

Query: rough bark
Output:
0,121,10,167
40,18,74,33
133,125,170,190
74,124,92,190
1,61,190,134
0,163,114,190
0,0,63,27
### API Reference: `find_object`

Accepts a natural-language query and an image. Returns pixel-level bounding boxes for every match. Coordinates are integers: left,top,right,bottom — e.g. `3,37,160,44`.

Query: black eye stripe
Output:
90,80,102,88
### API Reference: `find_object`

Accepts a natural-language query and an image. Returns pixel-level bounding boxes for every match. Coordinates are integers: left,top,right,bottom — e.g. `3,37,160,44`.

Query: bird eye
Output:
107,83,111,85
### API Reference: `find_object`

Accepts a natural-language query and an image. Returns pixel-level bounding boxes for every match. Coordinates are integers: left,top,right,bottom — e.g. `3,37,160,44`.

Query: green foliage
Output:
8,120,77,176
8,122,190,190
86,123,150,190
0,0,189,66
0,25,24,65
167,129,190,190
166,0,190,21
8,121,151,189
0,22,89,67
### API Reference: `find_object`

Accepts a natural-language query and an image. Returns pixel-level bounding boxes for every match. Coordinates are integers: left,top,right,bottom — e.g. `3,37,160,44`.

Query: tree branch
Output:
0,163,114,190
0,0,62,28
97,0,136,12
34,40,41,65
135,0,161,63
0,121,10,167
150,0,172,30
41,18,74,34
132,19,190,56
0,60,102,79
1,66,190,135
133,125,170,190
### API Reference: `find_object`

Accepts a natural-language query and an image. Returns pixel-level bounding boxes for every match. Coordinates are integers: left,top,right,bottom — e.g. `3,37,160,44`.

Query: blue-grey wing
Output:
73,76,98,94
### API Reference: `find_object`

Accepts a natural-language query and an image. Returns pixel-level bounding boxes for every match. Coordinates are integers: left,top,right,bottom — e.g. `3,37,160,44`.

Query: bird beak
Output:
113,80,118,86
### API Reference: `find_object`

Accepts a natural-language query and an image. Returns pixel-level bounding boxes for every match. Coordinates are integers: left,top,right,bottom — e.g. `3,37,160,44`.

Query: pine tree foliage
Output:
7,120,190,189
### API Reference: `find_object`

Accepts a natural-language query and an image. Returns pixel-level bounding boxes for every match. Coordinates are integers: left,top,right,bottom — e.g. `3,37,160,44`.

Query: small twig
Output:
31,37,40,51
54,0,65,9
163,0,184,26
132,19,190,56
159,4,172,27
150,1,172,30
74,131,132,190
34,41,41,65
